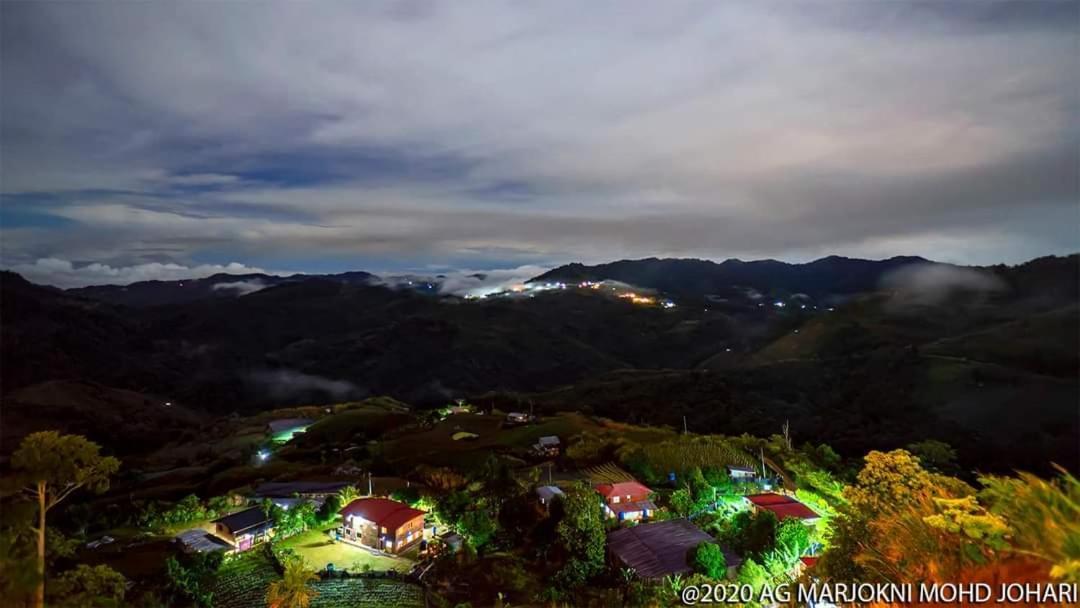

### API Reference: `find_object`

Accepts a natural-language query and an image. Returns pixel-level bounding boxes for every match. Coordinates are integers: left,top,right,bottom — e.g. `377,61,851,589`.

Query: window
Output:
612,496,620,504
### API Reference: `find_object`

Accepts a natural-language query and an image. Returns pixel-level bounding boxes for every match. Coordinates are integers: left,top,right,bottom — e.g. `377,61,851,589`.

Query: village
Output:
66,398,839,607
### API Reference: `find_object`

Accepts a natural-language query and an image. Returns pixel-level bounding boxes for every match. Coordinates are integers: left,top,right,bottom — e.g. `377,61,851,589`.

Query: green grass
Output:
277,527,413,574
310,579,424,607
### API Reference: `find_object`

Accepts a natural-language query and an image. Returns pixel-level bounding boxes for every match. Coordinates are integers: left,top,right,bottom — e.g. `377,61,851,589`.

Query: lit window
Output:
612,496,620,504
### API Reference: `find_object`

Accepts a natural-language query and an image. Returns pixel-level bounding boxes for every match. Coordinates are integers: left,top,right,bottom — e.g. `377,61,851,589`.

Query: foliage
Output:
668,488,694,518
434,491,471,528
735,557,770,593
979,467,1080,582
844,449,935,512
553,484,606,589
415,466,468,492
12,431,120,608
49,564,126,608
143,494,234,530
775,518,810,557
459,508,497,551
692,542,727,579
390,486,421,506
271,501,319,539
165,552,223,607
337,486,360,506
265,556,319,608
721,510,777,560
317,494,343,524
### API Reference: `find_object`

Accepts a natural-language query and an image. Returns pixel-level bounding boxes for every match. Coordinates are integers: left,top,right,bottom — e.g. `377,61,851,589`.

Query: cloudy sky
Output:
1,1,1077,287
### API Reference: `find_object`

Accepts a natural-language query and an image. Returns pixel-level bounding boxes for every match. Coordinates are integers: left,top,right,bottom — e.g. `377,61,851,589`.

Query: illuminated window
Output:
612,496,620,504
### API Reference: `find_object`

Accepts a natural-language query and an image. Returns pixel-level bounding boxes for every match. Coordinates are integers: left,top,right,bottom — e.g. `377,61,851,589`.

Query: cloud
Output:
430,265,552,296
246,369,360,401
211,279,268,296
8,257,269,288
880,263,1008,309
0,2,1076,270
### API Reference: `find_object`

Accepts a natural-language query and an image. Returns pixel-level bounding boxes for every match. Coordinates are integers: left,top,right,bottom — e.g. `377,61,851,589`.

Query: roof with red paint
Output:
339,498,425,531
800,557,819,567
595,481,652,499
746,493,819,520
746,493,796,506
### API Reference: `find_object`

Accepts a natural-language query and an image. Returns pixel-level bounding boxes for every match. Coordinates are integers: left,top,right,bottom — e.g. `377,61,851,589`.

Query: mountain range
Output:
2,253,1077,472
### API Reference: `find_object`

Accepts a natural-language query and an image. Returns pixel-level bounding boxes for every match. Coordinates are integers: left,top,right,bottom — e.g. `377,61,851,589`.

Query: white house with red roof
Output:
744,493,820,525
338,498,426,554
594,480,657,521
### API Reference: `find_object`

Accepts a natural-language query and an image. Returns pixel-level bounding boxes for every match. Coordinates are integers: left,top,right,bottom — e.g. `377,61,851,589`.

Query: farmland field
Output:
212,552,279,608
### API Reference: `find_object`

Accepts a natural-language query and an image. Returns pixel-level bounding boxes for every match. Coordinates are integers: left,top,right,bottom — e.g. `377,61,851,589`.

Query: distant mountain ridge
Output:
528,255,937,300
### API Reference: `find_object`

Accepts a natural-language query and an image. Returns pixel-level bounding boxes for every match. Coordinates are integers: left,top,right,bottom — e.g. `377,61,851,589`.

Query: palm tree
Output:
266,557,319,608
337,485,360,506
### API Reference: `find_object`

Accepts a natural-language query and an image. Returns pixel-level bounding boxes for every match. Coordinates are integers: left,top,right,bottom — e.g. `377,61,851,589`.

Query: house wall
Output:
391,515,425,552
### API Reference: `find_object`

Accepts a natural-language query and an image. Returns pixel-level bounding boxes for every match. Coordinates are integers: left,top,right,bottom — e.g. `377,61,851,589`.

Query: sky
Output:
1,1,1077,288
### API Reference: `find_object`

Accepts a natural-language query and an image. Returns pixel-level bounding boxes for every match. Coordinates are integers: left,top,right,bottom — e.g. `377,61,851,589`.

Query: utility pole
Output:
368,472,373,496
683,416,688,434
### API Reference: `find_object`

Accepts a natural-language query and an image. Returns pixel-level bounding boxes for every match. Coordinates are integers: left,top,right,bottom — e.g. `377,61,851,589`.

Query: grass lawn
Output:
278,527,414,573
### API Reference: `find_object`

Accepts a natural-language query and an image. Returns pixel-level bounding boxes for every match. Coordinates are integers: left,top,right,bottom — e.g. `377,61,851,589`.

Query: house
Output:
210,507,275,552
535,485,565,508
533,435,560,456
505,412,531,425
745,493,820,525
607,519,742,580
727,465,756,480
595,480,657,521
339,498,426,554
266,418,313,442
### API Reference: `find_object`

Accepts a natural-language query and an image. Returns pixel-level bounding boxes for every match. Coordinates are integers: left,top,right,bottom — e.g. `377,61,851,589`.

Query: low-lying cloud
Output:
880,263,1007,309
433,265,553,297
7,257,269,288
247,369,360,401
212,279,268,296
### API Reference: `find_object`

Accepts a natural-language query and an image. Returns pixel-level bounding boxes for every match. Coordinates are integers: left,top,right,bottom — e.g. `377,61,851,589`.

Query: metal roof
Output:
607,519,718,579
212,506,273,534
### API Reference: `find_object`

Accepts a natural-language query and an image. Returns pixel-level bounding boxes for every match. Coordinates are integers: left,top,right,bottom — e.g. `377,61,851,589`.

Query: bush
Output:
692,542,727,579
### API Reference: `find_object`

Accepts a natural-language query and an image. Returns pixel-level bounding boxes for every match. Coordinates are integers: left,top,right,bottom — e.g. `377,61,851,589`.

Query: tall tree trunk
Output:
35,481,46,608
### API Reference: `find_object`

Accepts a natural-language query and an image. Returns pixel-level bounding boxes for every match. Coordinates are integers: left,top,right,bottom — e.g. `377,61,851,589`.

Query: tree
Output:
12,432,120,608
391,486,421,506
553,485,606,588
775,518,810,557
317,494,343,524
435,491,471,528
736,557,769,592
692,542,727,579
49,565,126,608
845,450,933,512
669,489,694,518
337,485,360,506
459,509,497,551
266,557,319,608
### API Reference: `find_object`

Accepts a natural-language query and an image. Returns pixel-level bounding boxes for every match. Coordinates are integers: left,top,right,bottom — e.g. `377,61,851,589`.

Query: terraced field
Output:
211,550,425,608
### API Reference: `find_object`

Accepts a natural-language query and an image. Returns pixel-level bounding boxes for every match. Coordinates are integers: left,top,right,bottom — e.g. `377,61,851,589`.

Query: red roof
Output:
339,498,425,532
746,493,819,521
595,481,652,499
800,557,819,568
746,493,797,506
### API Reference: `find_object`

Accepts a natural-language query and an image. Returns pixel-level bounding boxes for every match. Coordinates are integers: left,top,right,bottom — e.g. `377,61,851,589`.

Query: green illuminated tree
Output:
692,542,727,579
554,485,606,588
